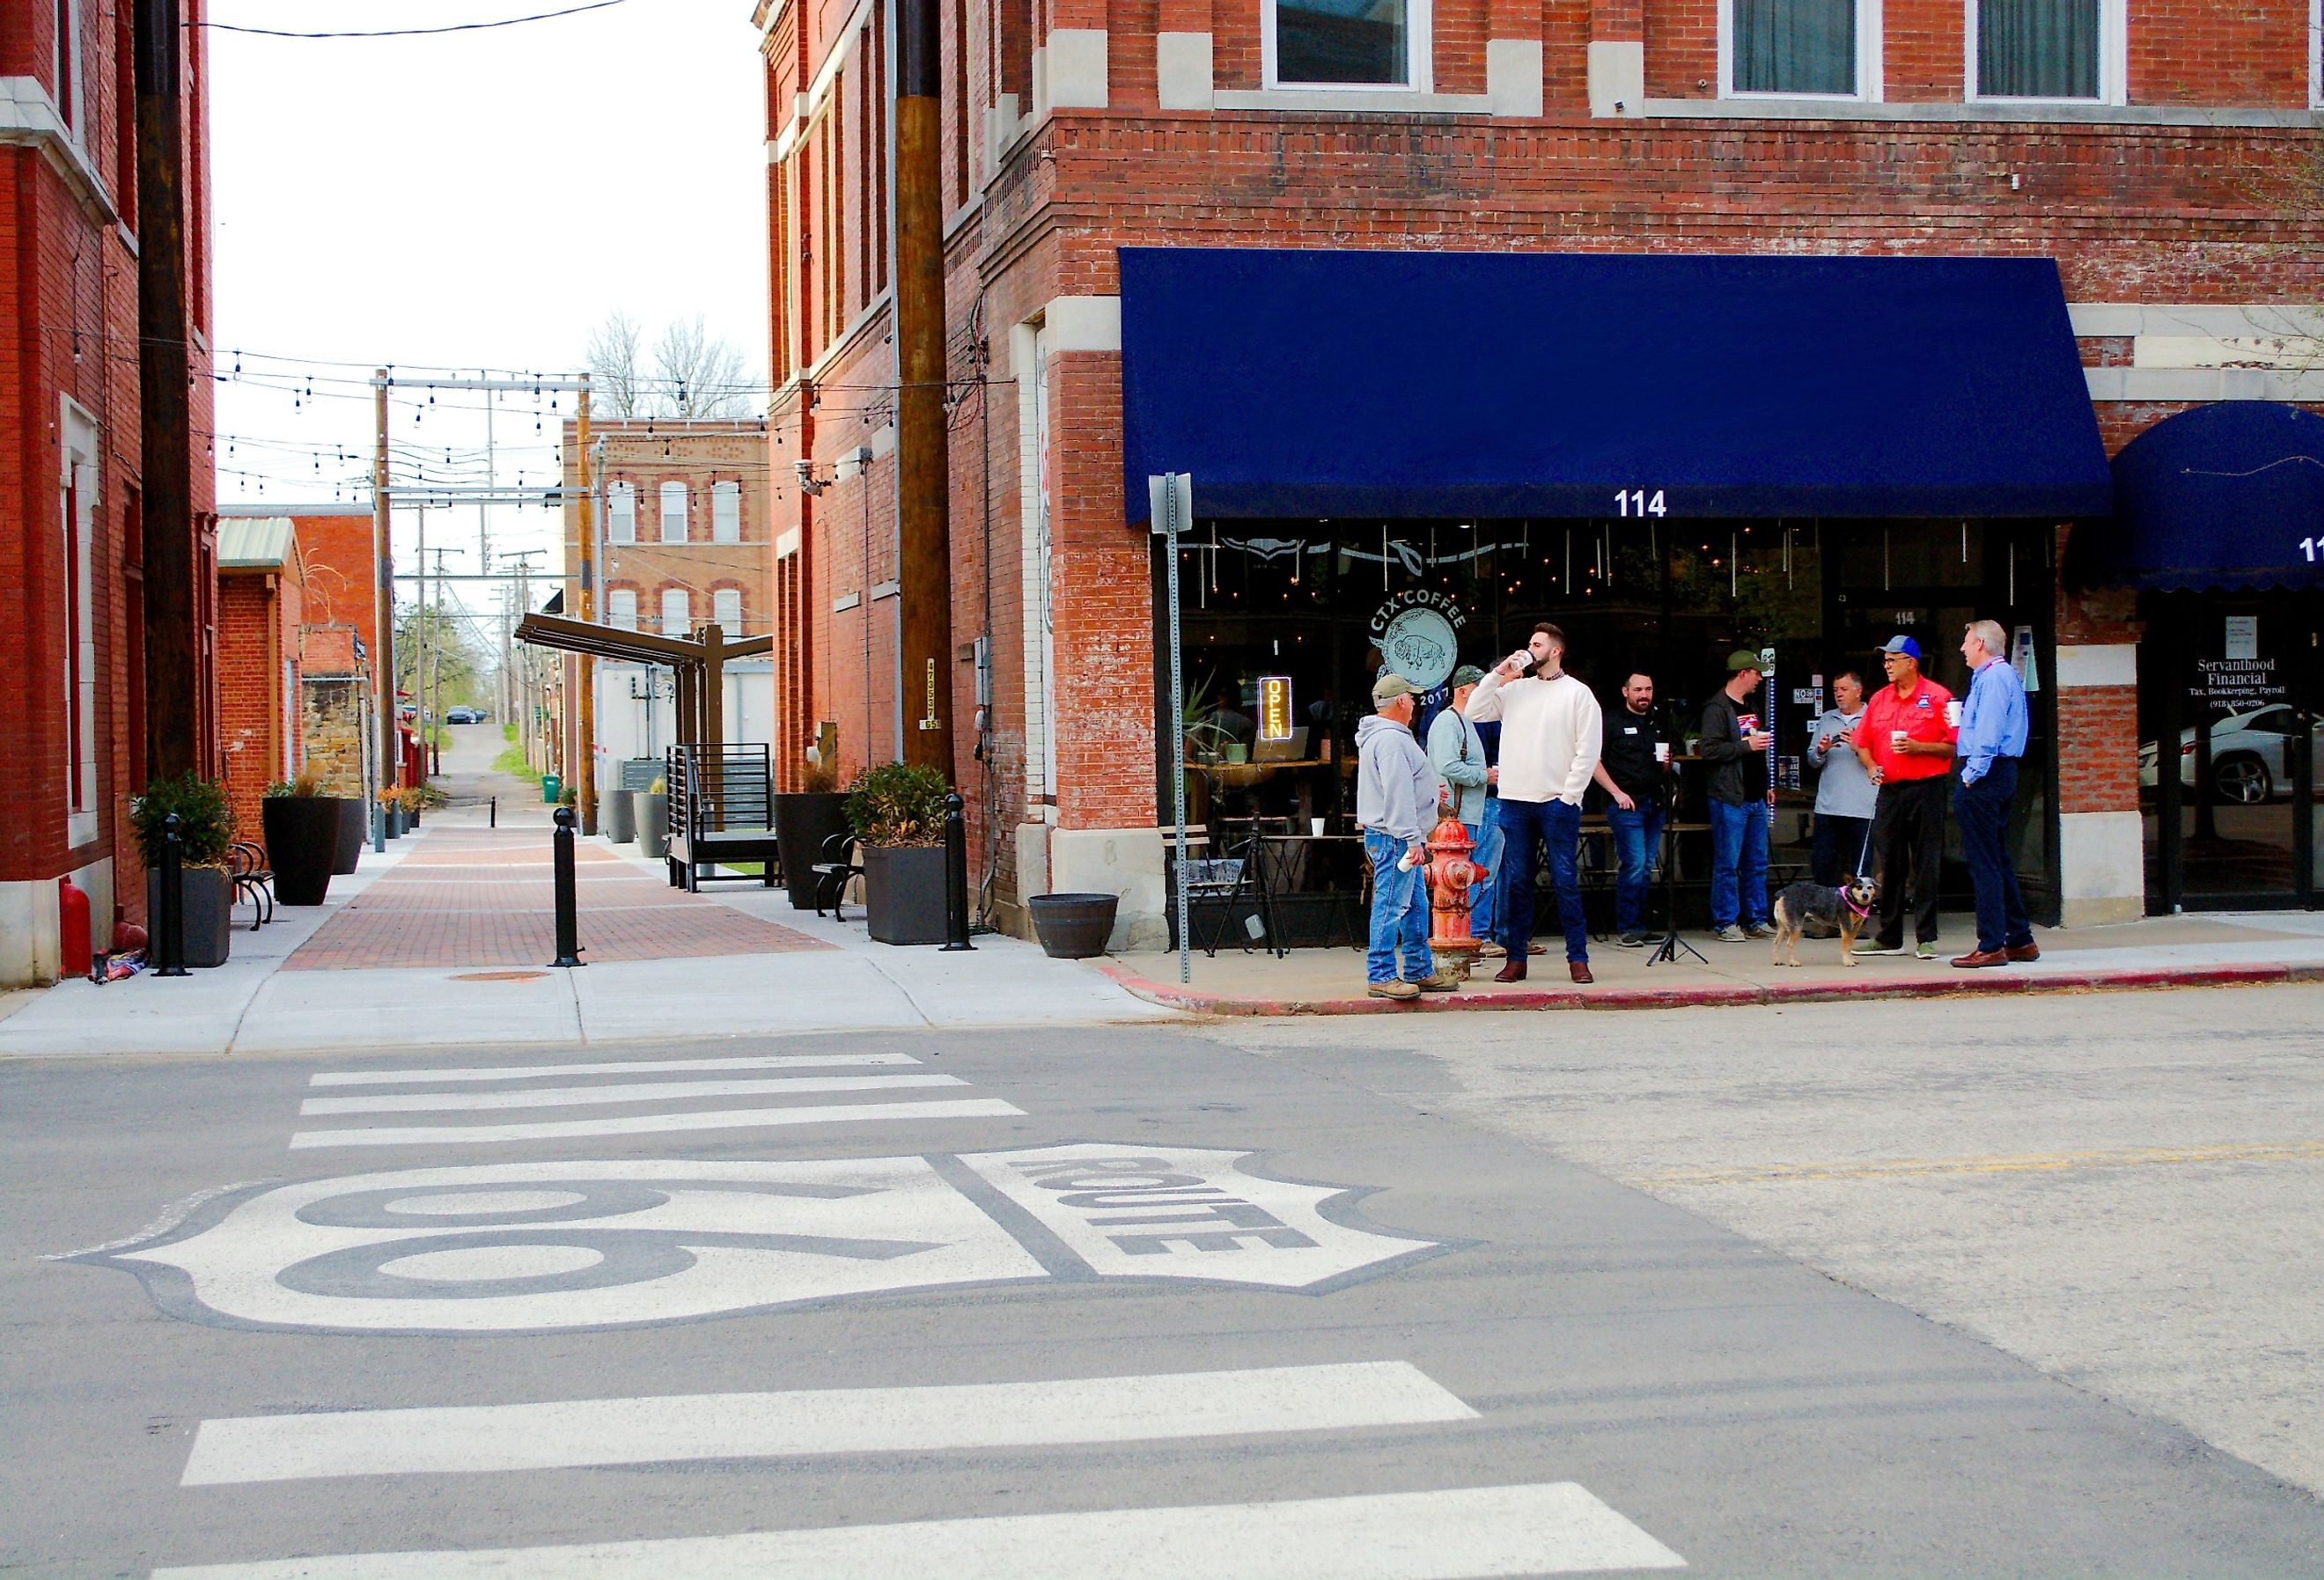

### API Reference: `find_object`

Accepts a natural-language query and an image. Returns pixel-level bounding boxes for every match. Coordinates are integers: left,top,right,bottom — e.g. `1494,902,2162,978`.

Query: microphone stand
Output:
1646,717,1709,968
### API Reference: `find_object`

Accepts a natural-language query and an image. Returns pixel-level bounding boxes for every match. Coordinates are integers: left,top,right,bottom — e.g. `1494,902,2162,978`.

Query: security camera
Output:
794,458,828,496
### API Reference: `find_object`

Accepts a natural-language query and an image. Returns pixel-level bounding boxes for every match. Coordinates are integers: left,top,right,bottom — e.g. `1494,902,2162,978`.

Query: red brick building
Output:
216,518,308,839
2,0,217,982
758,0,2324,944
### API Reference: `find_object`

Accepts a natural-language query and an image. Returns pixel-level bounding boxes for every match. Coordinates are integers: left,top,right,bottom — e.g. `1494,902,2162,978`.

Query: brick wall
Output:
217,565,305,847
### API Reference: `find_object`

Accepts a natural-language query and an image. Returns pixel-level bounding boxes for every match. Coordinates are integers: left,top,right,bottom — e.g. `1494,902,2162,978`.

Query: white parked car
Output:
2139,703,2319,804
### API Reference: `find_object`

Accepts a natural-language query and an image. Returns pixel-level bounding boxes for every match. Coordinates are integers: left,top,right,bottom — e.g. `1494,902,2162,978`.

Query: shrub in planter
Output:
377,788,405,838
846,761,951,945
261,772,341,906
637,775,671,859
130,772,236,967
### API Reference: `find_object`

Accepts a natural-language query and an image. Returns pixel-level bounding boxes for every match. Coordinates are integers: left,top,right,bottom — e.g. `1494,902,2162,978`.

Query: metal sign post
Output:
1150,473,1194,985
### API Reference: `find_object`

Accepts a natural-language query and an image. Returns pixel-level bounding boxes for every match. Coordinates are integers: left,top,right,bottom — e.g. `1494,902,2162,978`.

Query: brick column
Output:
2054,545,2146,926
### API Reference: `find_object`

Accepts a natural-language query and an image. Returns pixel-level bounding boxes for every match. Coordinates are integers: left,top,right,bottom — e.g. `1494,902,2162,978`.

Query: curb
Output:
1096,959,2324,1018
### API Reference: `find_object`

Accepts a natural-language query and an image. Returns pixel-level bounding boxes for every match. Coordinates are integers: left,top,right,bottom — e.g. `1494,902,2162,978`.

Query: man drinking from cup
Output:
1851,636,1957,960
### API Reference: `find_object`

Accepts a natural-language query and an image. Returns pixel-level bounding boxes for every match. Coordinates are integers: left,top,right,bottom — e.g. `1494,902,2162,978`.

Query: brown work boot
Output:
2005,942,2041,962
1366,979,1421,1001
1416,972,1462,994
1568,960,1594,984
1491,959,1526,984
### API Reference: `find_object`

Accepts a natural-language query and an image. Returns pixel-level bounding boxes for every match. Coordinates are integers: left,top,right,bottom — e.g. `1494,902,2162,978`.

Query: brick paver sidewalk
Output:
284,828,834,970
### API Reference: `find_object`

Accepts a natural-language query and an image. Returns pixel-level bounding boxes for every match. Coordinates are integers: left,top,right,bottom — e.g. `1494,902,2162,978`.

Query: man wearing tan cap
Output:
1357,673,1460,1001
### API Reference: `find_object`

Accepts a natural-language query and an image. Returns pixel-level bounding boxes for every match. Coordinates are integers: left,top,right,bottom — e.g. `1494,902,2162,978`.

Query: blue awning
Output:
1120,247,2114,521
2070,401,2324,592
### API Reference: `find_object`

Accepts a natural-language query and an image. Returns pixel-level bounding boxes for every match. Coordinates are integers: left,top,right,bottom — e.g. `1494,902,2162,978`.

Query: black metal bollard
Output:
548,805,586,968
940,791,974,952
489,795,498,829
152,812,189,977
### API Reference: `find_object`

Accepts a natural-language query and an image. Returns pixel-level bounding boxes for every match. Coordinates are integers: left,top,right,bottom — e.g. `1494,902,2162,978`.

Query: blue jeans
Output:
1364,829,1435,984
1497,797,1589,963
1463,814,1503,944
1606,802,1663,936
1954,756,2033,953
1708,798,1769,930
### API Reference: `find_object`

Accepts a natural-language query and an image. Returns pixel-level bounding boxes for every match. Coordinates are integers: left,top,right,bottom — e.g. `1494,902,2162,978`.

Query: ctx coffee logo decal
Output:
1371,591,1467,693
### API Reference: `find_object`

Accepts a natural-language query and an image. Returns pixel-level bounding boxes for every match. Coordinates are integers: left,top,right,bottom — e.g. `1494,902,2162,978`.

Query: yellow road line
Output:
1636,1140,2324,1187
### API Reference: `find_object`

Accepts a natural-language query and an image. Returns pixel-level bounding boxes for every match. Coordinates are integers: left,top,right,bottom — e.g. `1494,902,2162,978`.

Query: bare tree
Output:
583,310,645,419
651,314,752,419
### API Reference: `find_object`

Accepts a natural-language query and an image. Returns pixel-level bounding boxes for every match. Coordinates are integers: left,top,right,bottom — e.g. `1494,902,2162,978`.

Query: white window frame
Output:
60,398,99,848
607,587,638,630
661,587,690,636
1963,0,2126,106
1719,0,1883,101
712,587,744,634
658,481,688,544
2311,0,2322,108
607,480,636,545
711,479,741,544
1261,0,1434,92
55,0,84,138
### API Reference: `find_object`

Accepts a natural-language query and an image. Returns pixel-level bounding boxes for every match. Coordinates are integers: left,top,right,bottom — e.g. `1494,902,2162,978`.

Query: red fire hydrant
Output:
1423,807,1483,979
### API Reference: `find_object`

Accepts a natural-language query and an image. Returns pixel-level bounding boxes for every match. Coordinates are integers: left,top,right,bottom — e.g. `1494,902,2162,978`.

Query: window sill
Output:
1216,87,1492,114
1639,97,2319,127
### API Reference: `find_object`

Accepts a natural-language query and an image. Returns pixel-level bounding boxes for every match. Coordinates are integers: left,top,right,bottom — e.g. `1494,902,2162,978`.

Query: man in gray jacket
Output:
1428,665,1504,959
1357,673,1460,1000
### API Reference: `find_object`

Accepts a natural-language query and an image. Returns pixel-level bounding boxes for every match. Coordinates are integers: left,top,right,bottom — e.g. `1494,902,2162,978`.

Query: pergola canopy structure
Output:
516,614,771,751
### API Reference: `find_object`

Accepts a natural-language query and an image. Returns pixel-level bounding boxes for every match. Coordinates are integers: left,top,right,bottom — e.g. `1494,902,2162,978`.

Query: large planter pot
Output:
775,792,850,910
261,797,341,906
1028,892,1119,959
383,806,404,839
607,788,637,844
146,866,232,968
863,845,948,945
332,797,366,874
636,792,670,859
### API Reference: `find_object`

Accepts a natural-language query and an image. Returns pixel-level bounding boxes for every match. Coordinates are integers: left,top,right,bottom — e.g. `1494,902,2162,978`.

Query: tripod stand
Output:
1645,765,1708,968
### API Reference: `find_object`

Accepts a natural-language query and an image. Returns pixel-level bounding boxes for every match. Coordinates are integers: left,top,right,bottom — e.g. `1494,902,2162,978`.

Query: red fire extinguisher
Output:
58,876,92,979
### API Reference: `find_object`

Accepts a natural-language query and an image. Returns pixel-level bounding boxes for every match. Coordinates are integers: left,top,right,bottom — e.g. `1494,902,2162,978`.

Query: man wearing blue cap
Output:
1851,636,1957,959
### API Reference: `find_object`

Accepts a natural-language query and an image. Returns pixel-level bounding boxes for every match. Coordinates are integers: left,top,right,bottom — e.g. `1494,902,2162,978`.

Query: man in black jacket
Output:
1700,651,1776,943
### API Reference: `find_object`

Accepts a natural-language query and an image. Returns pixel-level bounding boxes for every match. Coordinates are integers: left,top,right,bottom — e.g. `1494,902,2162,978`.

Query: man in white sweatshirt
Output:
1462,622,1605,983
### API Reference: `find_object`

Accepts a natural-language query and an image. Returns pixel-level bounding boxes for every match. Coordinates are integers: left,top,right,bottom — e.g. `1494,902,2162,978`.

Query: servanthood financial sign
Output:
82,1145,1449,1334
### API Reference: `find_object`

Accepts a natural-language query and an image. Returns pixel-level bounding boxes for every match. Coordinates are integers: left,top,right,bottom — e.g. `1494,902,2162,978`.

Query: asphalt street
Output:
4,1013,2320,1576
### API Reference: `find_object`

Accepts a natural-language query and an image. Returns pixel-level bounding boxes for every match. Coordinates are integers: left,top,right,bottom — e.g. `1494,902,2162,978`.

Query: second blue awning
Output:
1121,247,2113,522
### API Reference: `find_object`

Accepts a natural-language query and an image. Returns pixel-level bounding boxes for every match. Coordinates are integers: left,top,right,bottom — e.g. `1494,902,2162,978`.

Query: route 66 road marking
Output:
80,1145,1449,1334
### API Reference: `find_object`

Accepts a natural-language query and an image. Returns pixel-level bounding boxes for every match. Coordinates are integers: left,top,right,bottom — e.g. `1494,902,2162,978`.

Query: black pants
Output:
1871,775,1947,947
1811,813,1872,886
1954,757,2034,953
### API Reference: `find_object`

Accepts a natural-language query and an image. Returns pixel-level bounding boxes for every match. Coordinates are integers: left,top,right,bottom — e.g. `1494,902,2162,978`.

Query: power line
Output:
202,1,630,40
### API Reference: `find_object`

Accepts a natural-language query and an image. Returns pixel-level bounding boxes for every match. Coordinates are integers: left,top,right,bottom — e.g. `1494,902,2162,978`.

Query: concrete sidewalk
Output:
1103,910,2324,1014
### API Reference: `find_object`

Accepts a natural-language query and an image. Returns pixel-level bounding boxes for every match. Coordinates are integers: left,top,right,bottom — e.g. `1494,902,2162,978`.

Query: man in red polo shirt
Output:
1851,635,1957,959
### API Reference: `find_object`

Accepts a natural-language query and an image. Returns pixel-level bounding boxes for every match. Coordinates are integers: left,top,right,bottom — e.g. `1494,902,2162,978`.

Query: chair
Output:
1175,856,1249,956
811,832,863,920
228,842,273,931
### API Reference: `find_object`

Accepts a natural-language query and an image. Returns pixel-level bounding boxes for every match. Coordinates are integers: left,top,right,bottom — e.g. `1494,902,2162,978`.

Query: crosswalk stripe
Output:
311,1053,921,1087
299,1074,967,1115
179,1362,1478,1485
287,1098,1026,1149
150,1482,1686,1578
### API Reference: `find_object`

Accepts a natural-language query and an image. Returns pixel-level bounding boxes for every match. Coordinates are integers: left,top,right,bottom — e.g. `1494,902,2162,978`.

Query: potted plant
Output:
399,784,426,828
846,761,951,945
261,771,342,906
130,773,236,967
378,787,405,838
332,795,367,874
636,774,670,858
775,748,850,912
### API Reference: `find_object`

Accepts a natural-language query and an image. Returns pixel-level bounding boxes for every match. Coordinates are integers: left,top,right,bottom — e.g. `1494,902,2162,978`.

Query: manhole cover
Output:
451,970,548,983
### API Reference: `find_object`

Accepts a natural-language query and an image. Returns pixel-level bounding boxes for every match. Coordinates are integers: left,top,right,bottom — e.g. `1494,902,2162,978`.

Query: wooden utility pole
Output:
576,378,599,834
134,0,196,779
373,372,396,789
893,0,953,773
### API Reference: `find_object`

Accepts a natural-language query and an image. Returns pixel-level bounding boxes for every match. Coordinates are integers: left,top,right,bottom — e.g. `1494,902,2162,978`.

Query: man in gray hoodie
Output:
1357,673,1460,1001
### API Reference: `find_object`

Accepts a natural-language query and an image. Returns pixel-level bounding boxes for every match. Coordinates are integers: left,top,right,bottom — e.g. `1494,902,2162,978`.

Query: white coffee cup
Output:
1892,729,1910,750
1945,700,1962,727
1654,742,1671,764
1310,817,1327,836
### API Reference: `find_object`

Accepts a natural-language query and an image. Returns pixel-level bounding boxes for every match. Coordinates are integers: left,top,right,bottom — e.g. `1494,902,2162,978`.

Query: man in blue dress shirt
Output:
1951,619,2038,968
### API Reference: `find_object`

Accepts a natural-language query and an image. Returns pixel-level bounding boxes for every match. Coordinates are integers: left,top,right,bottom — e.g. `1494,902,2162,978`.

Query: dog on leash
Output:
1769,875,1879,966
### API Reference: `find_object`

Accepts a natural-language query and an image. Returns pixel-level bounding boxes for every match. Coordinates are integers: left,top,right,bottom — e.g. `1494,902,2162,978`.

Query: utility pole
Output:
428,547,455,777
372,371,397,794
501,548,545,751
576,377,599,834
480,386,495,576
414,503,428,775
893,0,953,774
135,0,196,779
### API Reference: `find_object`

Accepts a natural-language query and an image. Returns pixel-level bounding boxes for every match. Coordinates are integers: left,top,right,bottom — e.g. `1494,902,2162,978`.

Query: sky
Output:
208,0,769,637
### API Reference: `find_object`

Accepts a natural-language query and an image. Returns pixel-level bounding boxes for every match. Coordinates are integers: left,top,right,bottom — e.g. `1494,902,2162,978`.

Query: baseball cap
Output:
1449,665,1485,688
1725,650,1762,673
1372,673,1421,703
1879,635,1922,659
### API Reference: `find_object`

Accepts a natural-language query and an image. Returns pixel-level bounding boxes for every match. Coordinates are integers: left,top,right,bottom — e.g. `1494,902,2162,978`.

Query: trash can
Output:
541,774,562,805
607,787,637,843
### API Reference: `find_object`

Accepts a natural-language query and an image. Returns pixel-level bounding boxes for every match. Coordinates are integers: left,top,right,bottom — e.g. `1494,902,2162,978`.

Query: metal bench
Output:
811,833,863,920
665,744,783,892
228,841,273,930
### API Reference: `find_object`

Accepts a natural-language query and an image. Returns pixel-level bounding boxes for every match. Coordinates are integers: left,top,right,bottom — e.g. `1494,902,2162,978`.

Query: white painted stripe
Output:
180,1362,1477,1485
151,1482,1685,1578
288,1099,1026,1149
300,1074,967,1115
312,1053,920,1087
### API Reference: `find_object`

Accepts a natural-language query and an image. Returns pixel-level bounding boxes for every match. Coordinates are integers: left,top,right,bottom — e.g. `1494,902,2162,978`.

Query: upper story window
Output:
1265,0,1430,89
1969,0,2122,101
659,481,688,543
607,588,638,630
712,481,741,544
607,481,636,544
55,0,83,136
1725,0,1868,96
713,588,744,633
661,587,690,636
